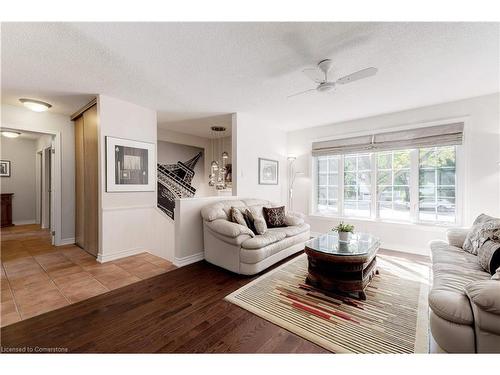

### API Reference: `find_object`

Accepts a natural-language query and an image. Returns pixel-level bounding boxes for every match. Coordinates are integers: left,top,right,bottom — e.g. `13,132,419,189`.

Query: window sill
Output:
308,213,457,232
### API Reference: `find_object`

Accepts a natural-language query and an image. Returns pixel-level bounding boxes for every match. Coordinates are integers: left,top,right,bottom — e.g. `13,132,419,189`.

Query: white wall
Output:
0,137,37,224
97,95,159,262
1,104,75,242
287,93,500,255
234,112,287,204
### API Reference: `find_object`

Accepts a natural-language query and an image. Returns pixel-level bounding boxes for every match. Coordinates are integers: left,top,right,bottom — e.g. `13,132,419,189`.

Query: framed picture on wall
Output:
0,160,11,177
258,158,279,185
105,136,155,192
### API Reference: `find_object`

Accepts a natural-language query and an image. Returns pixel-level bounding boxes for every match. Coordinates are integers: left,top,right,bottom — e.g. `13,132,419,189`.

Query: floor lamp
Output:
287,156,304,211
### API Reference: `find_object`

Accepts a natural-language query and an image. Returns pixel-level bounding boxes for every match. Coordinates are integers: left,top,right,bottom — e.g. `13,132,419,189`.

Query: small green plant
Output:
333,222,355,233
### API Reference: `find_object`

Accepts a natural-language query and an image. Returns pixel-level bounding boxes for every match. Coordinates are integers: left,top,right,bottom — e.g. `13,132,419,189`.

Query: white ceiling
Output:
2,22,499,132
1,128,47,141
158,113,232,138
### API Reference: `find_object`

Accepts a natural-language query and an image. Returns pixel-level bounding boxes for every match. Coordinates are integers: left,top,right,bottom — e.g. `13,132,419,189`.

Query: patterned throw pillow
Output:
463,214,500,255
245,209,267,235
263,206,286,228
230,207,247,228
242,210,257,234
478,240,500,275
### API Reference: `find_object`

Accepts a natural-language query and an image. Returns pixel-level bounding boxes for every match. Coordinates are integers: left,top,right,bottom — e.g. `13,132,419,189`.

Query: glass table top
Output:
305,232,380,256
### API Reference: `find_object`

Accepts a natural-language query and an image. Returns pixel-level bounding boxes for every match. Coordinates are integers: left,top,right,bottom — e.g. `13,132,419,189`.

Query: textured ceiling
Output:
2,22,499,131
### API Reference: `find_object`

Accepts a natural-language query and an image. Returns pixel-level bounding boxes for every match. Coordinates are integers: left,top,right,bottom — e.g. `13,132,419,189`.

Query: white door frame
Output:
1,124,63,246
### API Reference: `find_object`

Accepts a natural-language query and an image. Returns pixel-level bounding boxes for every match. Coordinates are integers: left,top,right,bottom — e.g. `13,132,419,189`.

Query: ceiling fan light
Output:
19,98,52,112
1,131,21,138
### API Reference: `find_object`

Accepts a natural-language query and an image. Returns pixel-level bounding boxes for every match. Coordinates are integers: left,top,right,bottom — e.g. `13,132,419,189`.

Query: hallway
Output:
1,225,176,327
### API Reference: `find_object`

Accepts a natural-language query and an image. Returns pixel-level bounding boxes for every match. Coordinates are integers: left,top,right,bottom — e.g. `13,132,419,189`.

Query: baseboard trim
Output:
97,247,146,263
12,219,37,225
174,252,204,267
58,237,75,246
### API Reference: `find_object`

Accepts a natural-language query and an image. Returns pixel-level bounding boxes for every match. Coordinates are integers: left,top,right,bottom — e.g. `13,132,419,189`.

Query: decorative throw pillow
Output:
463,214,500,255
263,206,286,228
478,240,500,275
246,209,267,235
229,207,247,228
241,210,257,234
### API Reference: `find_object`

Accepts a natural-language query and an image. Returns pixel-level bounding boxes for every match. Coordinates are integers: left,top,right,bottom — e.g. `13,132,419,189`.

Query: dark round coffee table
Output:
304,232,380,300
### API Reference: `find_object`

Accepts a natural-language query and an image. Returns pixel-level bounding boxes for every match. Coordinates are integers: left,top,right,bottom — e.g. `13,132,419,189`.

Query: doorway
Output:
39,145,55,244
1,126,62,244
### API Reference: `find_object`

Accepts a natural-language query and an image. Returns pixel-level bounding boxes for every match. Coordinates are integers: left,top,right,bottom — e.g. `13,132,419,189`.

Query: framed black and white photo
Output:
0,160,11,177
258,158,279,185
106,136,155,192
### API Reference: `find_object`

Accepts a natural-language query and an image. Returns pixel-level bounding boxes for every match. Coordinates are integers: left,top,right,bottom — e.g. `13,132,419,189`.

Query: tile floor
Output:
1,224,176,327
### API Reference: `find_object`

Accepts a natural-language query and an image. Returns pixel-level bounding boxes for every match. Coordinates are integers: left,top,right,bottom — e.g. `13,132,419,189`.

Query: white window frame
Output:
310,117,467,227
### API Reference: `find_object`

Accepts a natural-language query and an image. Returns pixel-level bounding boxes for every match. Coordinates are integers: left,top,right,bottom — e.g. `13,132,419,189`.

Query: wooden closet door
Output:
75,116,85,249
83,105,99,256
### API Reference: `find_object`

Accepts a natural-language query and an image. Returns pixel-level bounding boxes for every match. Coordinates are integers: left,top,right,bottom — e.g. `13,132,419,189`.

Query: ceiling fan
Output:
288,59,378,98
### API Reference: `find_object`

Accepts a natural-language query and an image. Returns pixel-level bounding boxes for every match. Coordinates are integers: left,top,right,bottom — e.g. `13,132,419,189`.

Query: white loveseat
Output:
201,199,310,275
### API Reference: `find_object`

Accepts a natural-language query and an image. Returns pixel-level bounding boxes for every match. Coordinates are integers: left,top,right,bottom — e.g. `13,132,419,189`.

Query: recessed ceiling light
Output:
19,98,52,112
1,131,21,138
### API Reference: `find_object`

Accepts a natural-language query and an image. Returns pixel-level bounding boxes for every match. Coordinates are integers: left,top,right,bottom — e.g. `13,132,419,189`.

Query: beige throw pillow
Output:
230,207,247,228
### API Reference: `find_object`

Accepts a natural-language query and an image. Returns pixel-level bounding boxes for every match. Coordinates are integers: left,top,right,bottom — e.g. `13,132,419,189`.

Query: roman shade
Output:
312,122,464,156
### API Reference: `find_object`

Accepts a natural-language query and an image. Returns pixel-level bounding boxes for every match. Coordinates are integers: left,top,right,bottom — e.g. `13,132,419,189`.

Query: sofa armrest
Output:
465,280,500,314
287,211,305,220
205,219,255,238
446,228,469,248
466,280,500,336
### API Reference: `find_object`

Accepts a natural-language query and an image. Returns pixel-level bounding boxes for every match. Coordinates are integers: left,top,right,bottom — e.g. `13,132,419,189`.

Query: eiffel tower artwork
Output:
157,151,202,219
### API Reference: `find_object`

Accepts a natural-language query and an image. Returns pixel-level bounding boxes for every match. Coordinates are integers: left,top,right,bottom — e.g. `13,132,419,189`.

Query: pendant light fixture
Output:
209,126,229,190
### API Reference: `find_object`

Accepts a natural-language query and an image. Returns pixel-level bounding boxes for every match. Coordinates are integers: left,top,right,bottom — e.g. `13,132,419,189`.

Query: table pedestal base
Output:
305,256,378,300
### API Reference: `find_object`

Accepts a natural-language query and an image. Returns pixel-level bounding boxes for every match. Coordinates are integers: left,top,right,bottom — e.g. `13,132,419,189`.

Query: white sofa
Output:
201,199,310,275
429,228,500,353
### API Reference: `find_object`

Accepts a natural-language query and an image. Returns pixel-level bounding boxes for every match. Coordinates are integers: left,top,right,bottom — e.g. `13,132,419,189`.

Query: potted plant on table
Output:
333,222,355,243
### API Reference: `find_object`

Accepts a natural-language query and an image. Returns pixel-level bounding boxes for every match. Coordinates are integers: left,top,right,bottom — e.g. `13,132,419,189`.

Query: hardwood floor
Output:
0,249,429,353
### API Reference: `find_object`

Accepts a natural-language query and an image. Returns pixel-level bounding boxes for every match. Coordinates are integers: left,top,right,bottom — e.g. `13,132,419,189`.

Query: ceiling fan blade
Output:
302,68,324,83
336,67,378,85
287,88,316,98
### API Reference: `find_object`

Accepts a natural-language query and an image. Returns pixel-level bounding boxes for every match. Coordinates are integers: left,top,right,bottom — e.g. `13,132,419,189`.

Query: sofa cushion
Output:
201,200,247,222
241,231,286,249
429,240,491,325
240,231,310,264
268,223,310,238
478,240,500,275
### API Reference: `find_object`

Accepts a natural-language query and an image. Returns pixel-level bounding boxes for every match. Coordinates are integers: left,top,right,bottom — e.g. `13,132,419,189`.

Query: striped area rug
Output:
225,253,430,353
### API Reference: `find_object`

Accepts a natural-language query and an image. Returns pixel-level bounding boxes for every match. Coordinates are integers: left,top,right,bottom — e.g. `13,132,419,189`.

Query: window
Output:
376,150,411,221
316,155,339,213
418,146,456,223
314,145,458,224
344,153,371,217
